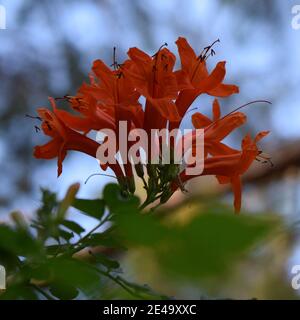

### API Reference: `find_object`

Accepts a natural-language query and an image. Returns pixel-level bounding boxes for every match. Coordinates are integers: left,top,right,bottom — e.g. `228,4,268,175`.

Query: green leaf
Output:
57,228,74,241
116,277,170,299
37,189,57,218
114,211,167,246
47,258,100,289
61,220,85,235
49,282,79,300
114,208,275,280
92,252,120,270
0,225,43,258
157,213,274,279
25,263,51,282
46,244,71,256
0,284,38,300
72,199,105,220
83,230,124,249
103,183,140,213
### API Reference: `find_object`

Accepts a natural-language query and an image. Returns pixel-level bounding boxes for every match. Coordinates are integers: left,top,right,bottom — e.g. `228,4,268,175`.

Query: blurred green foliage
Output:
0,183,277,300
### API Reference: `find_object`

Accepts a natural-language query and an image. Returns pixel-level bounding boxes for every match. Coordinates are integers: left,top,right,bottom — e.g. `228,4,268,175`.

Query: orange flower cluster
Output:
33,37,269,213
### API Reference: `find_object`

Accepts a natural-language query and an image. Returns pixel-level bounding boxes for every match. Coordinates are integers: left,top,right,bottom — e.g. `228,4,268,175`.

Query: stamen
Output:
113,46,117,66
109,46,125,78
205,100,272,131
54,95,70,101
84,173,118,184
191,39,220,81
117,71,124,79
45,121,52,131
186,107,198,114
111,46,124,72
198,39,220,61
256,152,274,167
203,48,216,61
151,43,168,94
152,42,168,57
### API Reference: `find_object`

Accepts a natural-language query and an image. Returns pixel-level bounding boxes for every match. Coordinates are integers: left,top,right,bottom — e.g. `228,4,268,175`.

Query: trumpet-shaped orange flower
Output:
172,37,239,127
34,98,100,176
86,59,144,130
33,37,271,213
126,46,186,130
55,86,116,134
192,99,246,157
179,131,269,213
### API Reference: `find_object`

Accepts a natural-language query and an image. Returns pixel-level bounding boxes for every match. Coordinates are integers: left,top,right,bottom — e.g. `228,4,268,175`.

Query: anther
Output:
205,100,272,132
116,71,124,79
152,42,168,57
45,121,52,131
110,46,119,70
54,95,70,101
25,114,42,121
256,153,274,167
198,39,220,61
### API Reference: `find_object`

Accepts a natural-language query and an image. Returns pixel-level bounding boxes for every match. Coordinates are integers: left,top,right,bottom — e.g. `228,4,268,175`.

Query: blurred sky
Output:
0,0,299,219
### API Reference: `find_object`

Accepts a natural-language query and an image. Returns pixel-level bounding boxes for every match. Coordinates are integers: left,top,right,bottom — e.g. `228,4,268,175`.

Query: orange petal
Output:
149,98,181,122
92,60,113,86
192,112,211,128
241,133,253,149
53,109,94,133
212,99,221,121
207,112,247,141
255,130,270,143
231,175,242,214
175,90,198,118
57,145,67,177
127,47,152,63
175,37,197,74
197,61,226,92
208,84,239,97
216,175,230,184
207,141,239,156
34,138,61,159
174,70,194,91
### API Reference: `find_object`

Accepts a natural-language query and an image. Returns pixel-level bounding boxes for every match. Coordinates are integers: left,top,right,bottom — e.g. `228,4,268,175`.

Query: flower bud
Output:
135,163,144,178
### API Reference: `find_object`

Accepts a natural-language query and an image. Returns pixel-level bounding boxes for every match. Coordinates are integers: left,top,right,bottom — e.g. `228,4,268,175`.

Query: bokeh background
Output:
0,0,300,298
